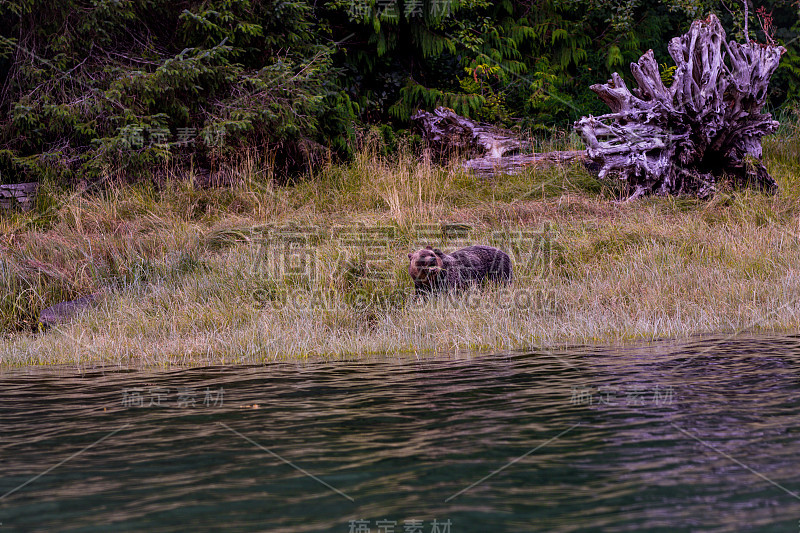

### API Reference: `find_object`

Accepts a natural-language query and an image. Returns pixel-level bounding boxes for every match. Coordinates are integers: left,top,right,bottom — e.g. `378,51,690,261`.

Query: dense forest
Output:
0,0,798,184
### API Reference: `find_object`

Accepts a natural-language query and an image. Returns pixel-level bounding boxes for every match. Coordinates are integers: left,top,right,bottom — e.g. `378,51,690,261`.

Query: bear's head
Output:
407,246,445,283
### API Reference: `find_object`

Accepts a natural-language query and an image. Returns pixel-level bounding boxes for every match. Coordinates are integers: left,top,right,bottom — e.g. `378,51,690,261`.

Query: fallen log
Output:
412,107,584,176
465,151,586,175
574,14,785,200
412,106,528,158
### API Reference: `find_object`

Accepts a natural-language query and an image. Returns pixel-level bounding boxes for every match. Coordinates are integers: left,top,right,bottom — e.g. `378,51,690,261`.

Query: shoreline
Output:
2,329,798,371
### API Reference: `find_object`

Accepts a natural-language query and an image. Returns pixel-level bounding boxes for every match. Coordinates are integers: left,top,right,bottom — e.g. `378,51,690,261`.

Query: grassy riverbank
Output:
2,127,800,367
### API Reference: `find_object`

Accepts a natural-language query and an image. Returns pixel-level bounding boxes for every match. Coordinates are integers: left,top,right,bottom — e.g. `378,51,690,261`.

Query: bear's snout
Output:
408,250,443,283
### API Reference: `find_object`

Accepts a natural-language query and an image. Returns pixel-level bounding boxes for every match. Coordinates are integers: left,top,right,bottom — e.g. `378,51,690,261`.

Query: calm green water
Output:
1,334,799,532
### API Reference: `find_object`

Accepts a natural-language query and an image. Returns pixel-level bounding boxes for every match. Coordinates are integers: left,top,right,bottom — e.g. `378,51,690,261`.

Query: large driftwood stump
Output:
412,107,584,176
575,14,785,199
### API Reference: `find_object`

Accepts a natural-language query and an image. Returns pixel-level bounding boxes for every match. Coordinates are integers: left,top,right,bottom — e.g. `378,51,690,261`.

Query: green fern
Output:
660,62,677,86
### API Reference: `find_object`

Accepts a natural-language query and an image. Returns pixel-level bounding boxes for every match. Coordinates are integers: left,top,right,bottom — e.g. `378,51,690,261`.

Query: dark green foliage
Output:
0,0,351,183
0,0,797,184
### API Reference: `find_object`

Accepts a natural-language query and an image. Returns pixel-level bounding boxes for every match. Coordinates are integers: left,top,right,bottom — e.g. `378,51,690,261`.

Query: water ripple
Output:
0,334,798,532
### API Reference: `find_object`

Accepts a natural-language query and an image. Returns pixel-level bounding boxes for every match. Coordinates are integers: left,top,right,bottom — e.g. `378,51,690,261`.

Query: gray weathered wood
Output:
574,14,785,199
0,182,38,210
412,106,529,158
465,151,586,175
412,107,584,176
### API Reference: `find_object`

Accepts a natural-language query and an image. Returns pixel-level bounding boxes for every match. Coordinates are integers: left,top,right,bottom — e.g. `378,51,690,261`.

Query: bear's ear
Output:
408,253,413,259
432,248,444,257
425,245,433,250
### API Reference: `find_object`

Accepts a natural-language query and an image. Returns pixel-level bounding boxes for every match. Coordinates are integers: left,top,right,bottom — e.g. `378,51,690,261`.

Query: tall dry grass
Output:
2,126,800,366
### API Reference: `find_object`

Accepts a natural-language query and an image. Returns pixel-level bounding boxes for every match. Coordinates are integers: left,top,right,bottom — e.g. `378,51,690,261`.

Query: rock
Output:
38,293,101,330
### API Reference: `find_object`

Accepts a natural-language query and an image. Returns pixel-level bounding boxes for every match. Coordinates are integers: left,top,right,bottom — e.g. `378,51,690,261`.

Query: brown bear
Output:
407,245,512,295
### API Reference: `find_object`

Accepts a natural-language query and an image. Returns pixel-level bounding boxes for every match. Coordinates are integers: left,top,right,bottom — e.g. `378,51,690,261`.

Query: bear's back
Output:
446,245,512,287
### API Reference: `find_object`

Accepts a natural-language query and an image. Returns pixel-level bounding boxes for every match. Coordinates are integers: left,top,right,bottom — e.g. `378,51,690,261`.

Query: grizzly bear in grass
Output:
407,245,512,295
